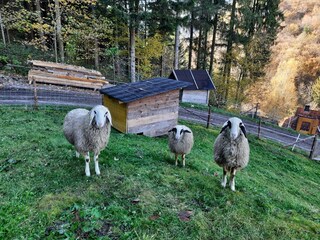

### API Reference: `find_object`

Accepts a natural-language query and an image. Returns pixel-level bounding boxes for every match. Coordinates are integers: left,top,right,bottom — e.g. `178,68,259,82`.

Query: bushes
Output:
0,43,54,75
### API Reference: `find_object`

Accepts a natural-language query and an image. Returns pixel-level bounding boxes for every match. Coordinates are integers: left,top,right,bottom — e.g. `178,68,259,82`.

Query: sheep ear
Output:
168,127,176,133
220,121,231,133
240,125,247,138
184,130,191,134
89,110,95,126
106,111,112,126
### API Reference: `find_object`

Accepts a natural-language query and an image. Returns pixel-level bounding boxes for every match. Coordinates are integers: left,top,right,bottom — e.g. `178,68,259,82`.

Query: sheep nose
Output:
96,121,104,128
231,133,237,140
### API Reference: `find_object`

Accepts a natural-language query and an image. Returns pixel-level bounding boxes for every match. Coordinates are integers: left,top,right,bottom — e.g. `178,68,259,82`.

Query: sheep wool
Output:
63,105,112,176
168,125,194,167
214,117,249,191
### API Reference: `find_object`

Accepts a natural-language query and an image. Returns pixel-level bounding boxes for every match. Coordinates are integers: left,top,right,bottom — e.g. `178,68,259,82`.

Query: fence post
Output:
206,105,211,128
309,134,318,159
254,103,259,118
33,78,38,110
292,133,300,151
257,118,261,139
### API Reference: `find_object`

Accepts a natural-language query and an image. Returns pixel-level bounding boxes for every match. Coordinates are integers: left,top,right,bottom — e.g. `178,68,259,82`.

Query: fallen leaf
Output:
178,210,193,222
149,214,160,221
114,157,119,161
214,172,219,177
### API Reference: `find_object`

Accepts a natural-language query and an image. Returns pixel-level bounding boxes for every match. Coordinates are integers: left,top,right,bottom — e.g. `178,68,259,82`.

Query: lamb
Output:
168,125,194,167
63,105,112,177
213,117,250,191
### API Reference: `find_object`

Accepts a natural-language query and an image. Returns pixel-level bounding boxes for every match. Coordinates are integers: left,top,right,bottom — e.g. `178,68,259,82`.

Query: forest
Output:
0,0,319,121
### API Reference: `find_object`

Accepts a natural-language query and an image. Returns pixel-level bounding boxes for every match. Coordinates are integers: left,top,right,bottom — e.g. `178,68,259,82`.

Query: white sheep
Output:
168,125,194,167
63,105,112,177
213,117,250,191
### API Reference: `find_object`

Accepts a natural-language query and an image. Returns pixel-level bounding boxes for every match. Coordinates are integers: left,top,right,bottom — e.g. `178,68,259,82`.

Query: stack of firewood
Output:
28,60,108,90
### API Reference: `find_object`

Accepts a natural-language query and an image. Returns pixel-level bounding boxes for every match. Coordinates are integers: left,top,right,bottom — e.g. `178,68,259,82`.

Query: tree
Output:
0,11,6,46
55,0,64,62
312,77,320,107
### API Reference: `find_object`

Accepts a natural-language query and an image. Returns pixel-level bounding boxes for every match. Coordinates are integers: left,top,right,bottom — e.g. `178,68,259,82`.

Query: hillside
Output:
0,106,319,239
251,0,320,121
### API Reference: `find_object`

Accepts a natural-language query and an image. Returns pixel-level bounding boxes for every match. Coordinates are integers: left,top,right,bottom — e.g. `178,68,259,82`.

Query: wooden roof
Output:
100,77,191,103
168,70,216,91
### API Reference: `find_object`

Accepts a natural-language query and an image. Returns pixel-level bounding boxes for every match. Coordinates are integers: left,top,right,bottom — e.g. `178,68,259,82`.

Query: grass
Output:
0,106,319,239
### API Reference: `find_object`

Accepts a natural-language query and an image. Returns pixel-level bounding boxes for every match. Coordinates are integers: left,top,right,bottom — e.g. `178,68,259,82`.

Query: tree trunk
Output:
128,0,139,82
202,27,208,69
209,14,218,75
188,11,194,69
196,26,202,69
35,0,45,47
235,69,244,104
92,5,99,70
174,25,180,69
55,0,64,62
94,37,99,69
129,24,136,82
223,0,237,101
0,11,6,46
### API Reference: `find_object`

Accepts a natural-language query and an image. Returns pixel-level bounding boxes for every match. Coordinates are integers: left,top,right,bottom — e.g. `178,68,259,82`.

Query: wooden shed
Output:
100,77,191,137
292,106,320,135
168,70,216,105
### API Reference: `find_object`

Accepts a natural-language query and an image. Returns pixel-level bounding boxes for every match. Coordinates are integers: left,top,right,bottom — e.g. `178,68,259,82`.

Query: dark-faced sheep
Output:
213,117,249,191
63,105,112,176
168,125,194,167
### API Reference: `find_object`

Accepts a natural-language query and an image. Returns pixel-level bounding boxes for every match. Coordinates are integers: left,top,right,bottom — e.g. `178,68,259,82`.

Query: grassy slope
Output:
0,107,319,239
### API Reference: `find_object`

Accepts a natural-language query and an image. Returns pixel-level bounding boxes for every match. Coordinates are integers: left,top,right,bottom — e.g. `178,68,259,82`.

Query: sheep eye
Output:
180,129,183,135
94,110,97,114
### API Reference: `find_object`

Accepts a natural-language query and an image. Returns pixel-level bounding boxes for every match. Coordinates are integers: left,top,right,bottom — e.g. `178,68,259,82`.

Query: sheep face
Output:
89,105,112,128
169,125,191,140
220,117,247,140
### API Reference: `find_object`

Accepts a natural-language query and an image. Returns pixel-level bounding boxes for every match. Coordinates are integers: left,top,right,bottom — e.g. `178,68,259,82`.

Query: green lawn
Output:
0,106,319,239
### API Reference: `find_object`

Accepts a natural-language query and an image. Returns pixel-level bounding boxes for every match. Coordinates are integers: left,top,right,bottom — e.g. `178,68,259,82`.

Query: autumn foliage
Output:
251,0,320,120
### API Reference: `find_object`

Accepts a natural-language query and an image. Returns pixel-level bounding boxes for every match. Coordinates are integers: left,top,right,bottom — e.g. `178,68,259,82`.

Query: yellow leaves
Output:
136,34,165,78
262,59,299,120
311,77,320,106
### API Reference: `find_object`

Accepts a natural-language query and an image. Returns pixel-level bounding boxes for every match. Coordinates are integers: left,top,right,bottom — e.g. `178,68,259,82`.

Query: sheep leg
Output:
221,167,227,188
230,168,237,191
182,154,186,167
75,151,80,158
175,154,178,166
85,152,91,177
94,153,100,175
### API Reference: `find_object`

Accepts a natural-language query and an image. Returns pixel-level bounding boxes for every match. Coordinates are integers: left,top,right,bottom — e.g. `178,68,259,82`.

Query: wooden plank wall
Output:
126,90,180,136
102,95,127,133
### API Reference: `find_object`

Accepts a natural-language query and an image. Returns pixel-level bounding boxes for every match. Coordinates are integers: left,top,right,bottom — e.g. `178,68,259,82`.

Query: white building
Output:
169,70,216,105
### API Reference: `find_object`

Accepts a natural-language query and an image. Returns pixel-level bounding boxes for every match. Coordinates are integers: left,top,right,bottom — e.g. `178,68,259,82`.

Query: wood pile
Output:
28,60,108,90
